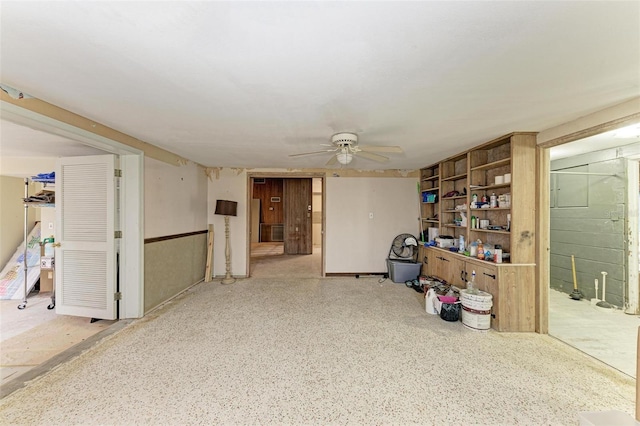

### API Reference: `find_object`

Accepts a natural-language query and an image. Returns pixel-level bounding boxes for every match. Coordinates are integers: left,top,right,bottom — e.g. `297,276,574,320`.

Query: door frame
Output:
1,101,144,319
246,172,325,277
536,113,640,332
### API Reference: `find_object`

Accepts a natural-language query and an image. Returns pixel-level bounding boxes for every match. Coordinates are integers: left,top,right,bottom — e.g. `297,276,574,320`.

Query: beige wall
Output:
143,158,208,313
0,177,41,267
144,157,208,238
325,177,419,273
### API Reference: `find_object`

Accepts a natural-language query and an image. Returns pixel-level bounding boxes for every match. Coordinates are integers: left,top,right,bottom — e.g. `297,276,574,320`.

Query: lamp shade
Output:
215,200,237,216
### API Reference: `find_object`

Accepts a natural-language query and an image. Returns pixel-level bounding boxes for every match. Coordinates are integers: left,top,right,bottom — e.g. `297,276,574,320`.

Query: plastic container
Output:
460,289,493,311
43,236,55,257
461,305,491,330
386,259,421,283
438,295,458,303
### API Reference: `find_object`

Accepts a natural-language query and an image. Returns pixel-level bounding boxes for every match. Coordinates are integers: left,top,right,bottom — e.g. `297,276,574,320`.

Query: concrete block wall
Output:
550,156,627,307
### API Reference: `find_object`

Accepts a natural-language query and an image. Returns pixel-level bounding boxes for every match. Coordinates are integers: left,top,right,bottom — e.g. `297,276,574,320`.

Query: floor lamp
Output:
215,200,238,285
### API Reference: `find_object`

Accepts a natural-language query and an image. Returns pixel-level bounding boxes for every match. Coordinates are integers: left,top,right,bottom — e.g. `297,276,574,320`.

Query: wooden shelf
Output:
470,207,511,211
441,173,467,182
471,158,510,171
469,183,511,191
418,132,536,332
469,229,510,235
421,187,439,192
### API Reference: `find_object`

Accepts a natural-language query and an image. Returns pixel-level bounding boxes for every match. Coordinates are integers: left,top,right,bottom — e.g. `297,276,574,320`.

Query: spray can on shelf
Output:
490,192,497,208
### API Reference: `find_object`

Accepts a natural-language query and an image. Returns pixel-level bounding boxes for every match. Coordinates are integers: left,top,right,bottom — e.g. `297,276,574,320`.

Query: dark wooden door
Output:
283,178,312,254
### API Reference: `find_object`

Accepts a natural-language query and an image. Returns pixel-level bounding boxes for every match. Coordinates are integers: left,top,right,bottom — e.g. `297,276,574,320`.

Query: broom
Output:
569,255,584,300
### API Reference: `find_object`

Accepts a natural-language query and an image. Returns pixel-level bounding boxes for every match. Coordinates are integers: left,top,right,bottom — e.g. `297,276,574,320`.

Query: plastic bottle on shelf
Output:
467,270,478,294
458,235,465,253
477,242,485,260
494,245,502,263
43,236,55,257
470,216,476,229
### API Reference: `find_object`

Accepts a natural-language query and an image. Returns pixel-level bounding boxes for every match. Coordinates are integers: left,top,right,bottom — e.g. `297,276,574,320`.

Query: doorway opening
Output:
0,102,144,389
247,174,324,278
546,123,640,378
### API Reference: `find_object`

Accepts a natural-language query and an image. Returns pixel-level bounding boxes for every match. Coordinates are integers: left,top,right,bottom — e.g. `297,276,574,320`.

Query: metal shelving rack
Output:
18,175,55,310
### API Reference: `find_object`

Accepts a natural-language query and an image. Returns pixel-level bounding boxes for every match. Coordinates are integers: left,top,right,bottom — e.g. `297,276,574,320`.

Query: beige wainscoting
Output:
144,231,207,313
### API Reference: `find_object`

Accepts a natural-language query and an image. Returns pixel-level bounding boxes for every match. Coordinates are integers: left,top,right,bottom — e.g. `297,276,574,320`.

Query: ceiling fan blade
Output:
289,149,334,158
325,155,338,166
358,151,389,163
358,145,403,153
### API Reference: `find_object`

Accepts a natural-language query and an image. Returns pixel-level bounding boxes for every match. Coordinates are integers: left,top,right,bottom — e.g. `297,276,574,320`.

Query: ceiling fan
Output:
289,132,403,166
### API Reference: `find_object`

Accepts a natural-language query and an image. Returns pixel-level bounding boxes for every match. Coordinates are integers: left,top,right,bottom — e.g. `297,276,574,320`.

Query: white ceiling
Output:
1,1,639,171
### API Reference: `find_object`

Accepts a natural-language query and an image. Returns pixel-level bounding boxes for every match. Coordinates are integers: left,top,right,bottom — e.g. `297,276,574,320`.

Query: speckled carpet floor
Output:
0,262,635,424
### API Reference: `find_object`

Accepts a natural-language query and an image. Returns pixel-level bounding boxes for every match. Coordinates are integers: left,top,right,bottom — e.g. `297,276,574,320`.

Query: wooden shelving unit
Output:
418,132,538,332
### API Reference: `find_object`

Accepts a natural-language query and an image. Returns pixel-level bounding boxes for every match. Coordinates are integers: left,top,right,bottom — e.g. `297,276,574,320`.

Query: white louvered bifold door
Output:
55,155,117,320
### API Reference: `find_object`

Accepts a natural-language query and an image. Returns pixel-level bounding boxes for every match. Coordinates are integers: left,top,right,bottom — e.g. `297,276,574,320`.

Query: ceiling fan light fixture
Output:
336,152,353,165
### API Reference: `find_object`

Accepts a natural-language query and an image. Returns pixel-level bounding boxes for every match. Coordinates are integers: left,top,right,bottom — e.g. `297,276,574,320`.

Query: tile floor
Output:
0,264,635,424
549,288,638,378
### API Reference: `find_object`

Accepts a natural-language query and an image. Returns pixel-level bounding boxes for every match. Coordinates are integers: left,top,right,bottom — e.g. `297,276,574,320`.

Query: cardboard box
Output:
39,270,54,293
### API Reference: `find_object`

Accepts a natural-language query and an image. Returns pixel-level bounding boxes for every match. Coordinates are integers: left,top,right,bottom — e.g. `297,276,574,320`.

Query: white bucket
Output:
460,290,493,311
461,305,491,331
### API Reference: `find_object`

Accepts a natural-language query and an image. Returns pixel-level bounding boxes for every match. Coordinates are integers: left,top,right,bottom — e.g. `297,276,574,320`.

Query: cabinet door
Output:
427,249,442,279
419,246,430,276
438,251,465,287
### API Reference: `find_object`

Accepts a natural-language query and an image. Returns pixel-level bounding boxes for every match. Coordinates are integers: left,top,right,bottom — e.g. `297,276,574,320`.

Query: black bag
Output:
440,302,461,322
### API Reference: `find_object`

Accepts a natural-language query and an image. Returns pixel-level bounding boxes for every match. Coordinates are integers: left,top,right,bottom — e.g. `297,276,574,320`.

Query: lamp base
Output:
221,276,236,285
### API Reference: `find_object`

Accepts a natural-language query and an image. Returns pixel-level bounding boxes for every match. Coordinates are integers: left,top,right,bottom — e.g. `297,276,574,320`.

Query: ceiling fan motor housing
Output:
332,132,358,148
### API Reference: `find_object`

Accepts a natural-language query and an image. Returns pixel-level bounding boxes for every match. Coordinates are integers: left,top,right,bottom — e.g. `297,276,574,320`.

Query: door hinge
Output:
114,169,122,177
114,292,122,300
115,231,122,239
